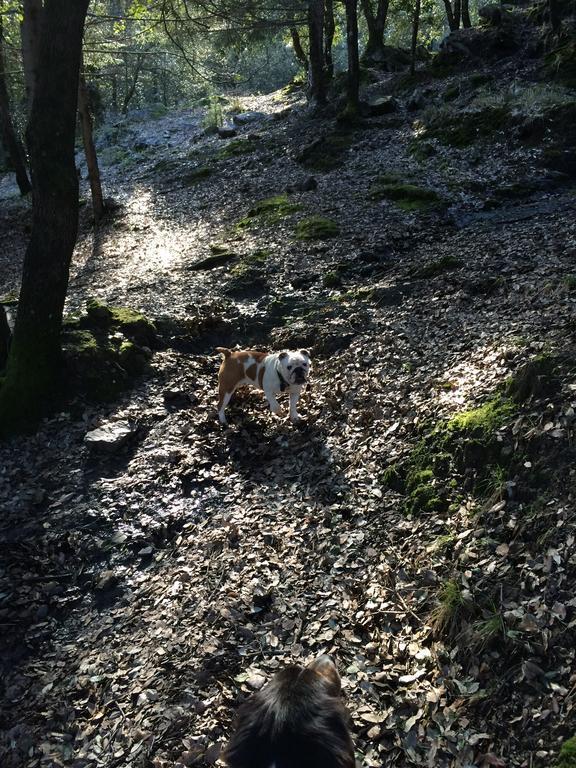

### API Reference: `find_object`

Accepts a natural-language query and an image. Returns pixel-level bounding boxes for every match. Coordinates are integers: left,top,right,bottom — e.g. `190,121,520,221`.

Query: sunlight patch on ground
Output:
436,341,515,409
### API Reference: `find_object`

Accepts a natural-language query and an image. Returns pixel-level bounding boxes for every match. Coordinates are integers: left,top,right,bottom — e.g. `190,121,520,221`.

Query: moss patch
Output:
369,177,443,211
418,105,511,148
556,736,576,768
412,255,461,279
181,165,212,185
297,131,354,172
217,138,259,160
230,248,270,277
236,195,302,232
295,216,339,240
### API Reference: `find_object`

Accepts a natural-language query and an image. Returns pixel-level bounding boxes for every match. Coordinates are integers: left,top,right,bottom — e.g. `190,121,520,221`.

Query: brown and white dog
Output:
224,656,356,768
215,347,311,425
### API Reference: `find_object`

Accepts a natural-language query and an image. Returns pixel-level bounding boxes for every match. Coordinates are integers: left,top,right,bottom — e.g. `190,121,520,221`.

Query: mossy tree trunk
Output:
360,0,390,62
307,0,326,105
0,2,31,196
344,0,360,115
0,0,90,437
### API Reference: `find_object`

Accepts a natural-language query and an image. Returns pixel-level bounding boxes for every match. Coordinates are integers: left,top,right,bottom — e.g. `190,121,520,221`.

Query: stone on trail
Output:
84,420,136,451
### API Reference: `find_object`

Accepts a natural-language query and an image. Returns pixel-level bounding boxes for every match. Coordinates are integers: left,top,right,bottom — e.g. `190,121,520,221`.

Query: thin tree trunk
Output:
461,0,472,27
453,0,462,30
290,24,309,70
307,0,326,105
122,52,144,112
0,4,31,195
0,304,11,372
410,0,421,75
324,0,335,81
0,0,90,436
20,0,42,112
344,0,360,115
78,64,104,221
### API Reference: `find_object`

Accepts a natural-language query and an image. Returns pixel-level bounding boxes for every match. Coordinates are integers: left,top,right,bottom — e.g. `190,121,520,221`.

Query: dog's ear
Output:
299,349,311,359
279,351,288,360
307,655,341,696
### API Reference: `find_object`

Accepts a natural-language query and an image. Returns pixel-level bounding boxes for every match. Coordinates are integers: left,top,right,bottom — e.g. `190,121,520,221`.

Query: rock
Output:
163,389,196,409
366,96,397,116
233,111,266,125
217,124,237,139
406,88,426,111
84,420,136,451
95,570,119,591
478,3,503,26
287,176,318,193
189,252,237,271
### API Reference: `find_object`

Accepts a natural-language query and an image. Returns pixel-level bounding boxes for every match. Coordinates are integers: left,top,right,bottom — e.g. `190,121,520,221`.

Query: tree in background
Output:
0,0,30,195
0,0,90,435
343,0,360,114
360,0,390,63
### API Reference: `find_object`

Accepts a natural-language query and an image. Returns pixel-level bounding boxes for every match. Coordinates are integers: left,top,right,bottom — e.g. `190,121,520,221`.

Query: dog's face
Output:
224,655,355,768
278,349,311,386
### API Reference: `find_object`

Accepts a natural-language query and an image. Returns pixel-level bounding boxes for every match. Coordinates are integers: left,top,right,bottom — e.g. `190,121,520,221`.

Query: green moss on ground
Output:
382,391,518,515
556,736,576,768
295,216,339,240
297,131,354,171
236,195,302,232
412,255,461,278
418,105,511,148
217,138,259,160
181,165,212,184
230,248,270,277
369,177,443,211
86,299,157,346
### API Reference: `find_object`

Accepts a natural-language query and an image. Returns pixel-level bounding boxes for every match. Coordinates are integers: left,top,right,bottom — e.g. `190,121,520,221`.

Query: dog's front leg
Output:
264,387,282,417
289,391,302,423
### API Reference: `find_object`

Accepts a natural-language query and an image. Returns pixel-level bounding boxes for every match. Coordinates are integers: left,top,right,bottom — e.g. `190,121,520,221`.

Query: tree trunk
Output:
290,24,309,70
20,0,42,112
307,0,326,105
0,4,31,195
549,0,561,31
78,64,104,221
461,0,472,27
360,0,390,62
442,0,458,31
0,304,11,372
410,0,421,75
122,52,144,112
324,0,335,81
453,0,462,30
0,0,90,437
344,0,360,115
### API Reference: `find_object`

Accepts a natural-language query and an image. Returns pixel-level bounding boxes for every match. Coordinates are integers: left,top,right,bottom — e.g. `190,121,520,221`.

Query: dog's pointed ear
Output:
279,351,288,360
299,349,310,358
307,655,341,695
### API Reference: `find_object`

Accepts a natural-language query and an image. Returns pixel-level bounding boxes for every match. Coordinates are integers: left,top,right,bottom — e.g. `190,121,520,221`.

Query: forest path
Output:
1,83,576,768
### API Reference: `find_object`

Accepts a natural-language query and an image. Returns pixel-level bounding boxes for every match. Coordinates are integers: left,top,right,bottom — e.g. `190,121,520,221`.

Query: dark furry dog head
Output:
224,656,355,768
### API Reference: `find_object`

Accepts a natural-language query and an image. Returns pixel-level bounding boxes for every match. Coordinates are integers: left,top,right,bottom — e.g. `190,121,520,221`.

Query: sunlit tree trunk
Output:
78,62,104,221
0,0,90,437
307,0,326,104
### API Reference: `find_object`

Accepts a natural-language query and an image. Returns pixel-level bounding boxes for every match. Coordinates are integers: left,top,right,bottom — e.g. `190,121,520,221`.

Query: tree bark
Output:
461,0,472,28
0,304,11,372
0,4,31,195
78,63,104,221
122,51,144,112
453,0,462,31
290,24,309,70
442,0,458,31
360,0,390,62
344,0,360,115
20,0,42,112
324,0,335,81
410,0,421,75
307,0,326,105
0,0,90,436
